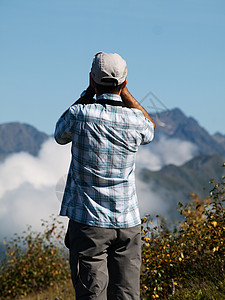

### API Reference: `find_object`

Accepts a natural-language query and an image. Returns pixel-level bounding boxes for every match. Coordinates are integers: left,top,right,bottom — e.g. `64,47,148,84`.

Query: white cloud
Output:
136,175,170,218
136,136,198,171
0,136,198,240
135,136,198,218
0,139,71,239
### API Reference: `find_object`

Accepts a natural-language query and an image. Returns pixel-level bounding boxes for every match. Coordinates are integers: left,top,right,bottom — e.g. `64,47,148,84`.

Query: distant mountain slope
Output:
0,122,49,161
0,113,224,224
212,132,225,152
0,109,224,161
140,154,225,220
152,108,225,156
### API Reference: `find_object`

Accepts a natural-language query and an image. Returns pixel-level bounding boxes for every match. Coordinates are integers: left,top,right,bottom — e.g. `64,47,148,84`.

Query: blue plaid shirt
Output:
54,93,154,228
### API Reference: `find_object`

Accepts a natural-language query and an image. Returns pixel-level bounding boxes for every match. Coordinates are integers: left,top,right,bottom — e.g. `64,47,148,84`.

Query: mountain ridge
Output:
0,109,224,224
0,108,224,161
0,122,49,162
151,108,225,156
140,153,225,220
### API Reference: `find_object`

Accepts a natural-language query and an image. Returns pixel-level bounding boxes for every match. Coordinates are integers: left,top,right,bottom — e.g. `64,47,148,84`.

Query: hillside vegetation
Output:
0,168,225,299
141,169,225,299
0,217,70,299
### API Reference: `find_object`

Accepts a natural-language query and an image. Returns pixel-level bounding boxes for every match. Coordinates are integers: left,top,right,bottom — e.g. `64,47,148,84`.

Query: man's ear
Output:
122,78,127,89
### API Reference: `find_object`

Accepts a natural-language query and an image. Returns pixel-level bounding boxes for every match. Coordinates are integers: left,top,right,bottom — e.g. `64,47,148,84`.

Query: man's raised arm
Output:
121,87,155,129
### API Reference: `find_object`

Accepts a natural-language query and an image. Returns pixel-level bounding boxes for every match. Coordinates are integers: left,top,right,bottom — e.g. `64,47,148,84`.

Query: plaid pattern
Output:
54,94,154,228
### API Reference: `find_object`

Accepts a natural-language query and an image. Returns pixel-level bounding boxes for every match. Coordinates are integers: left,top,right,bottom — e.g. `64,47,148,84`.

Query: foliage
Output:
0,216,70,299
1,170,225,299
140,171,225,299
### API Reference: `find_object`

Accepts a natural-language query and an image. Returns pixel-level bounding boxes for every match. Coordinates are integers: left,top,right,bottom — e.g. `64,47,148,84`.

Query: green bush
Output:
140,172,225,299
0,216,70,299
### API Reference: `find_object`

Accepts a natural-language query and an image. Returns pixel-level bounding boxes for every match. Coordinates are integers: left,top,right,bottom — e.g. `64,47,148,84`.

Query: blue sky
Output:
0,0,225,135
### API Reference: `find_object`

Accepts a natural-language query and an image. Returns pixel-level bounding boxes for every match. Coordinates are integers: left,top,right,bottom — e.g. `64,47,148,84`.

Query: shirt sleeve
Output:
54,106,76,145
140,117,155,145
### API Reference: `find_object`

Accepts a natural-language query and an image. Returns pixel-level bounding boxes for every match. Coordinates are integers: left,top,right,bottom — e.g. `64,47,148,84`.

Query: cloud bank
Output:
0,136,198,240
0,139,71,239
136,136,198,218
136,135,198,171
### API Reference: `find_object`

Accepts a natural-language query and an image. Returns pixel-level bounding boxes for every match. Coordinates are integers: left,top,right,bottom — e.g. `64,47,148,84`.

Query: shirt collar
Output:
96,93,123,102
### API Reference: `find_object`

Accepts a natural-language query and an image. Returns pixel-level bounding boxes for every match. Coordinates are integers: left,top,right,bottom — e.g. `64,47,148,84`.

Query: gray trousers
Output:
65,219,141,300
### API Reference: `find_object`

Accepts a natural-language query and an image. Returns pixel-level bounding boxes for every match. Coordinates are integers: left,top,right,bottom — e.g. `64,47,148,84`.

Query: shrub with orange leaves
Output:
0,215,70,299
140,172,225,299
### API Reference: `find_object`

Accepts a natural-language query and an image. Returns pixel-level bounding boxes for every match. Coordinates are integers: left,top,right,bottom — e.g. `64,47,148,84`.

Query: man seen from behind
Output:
54,52,155,300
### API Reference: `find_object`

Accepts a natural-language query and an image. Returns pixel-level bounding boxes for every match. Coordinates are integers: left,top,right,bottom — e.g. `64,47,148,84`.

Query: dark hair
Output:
95,82,124,95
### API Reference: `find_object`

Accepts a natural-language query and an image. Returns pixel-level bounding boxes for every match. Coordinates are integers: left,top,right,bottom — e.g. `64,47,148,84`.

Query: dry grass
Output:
20,281,75,300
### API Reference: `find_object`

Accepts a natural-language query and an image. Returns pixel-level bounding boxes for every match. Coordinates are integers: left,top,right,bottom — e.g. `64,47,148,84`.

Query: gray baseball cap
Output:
91,52,127,86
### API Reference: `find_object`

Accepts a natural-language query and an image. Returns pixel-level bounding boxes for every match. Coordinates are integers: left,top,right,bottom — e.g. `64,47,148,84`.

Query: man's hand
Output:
59,79,95,118
75,85,95,104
